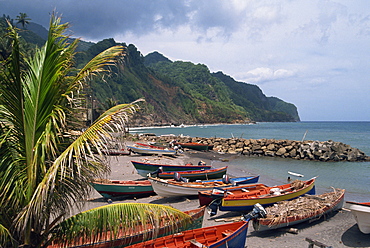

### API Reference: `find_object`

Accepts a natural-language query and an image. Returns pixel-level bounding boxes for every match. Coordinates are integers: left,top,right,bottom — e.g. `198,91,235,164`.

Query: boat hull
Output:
198,183,268,206
125,220,249,248
127,145,177,156
91,180,154,198
157,166,227,181
253,189,345,231
347,201,370,234
219,179,316,212
148,176,260,197
131,160,212,177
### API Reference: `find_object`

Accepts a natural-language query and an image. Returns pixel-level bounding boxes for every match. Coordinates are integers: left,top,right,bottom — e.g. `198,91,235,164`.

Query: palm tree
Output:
0,14,191,247
16,12,31,28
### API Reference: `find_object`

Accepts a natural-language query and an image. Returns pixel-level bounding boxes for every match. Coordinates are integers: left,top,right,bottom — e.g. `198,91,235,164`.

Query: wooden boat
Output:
174,142,213,151
49,206,206,248
155,166,228,181
127,145,177,156
252,188,345,231
346,201,370,234
148,175,260,197
91,179,155,198
125,220,249,248
208,178,316,215
198,183,269,206
131,160,212,177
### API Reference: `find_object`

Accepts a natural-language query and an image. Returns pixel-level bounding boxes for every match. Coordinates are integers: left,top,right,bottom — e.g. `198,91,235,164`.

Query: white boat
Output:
127,145,177,156
288,171,304,177
346,201,370,234
148,175,260,197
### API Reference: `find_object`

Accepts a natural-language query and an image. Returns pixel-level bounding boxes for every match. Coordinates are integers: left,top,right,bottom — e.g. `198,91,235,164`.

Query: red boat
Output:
125,220,249,248
198,183,269,206
174,142,213,151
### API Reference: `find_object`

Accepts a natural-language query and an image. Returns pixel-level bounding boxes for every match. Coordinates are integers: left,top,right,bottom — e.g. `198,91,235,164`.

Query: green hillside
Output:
0,16,300,125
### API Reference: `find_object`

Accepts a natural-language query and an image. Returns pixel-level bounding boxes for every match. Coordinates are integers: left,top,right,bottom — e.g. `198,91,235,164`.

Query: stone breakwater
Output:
132,134,370,162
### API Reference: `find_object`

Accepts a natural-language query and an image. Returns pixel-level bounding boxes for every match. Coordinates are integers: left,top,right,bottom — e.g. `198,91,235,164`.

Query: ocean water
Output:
130,122,370,202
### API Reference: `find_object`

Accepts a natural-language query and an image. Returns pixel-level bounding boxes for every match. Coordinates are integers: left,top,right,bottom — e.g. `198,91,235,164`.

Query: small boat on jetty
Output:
208,178,316,215
127,145,177,156
346,201,370,234
198,183,269,206
252,188,345,231
125,220,249,248
91,179,155,198
48,205,206,248
174,141,213,151
153,166,228,181
148,175,260,197
131,160,212,177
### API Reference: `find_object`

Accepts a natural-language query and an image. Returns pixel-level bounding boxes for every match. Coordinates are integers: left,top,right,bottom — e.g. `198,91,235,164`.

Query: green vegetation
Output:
0,14,192,247
0,13,300,126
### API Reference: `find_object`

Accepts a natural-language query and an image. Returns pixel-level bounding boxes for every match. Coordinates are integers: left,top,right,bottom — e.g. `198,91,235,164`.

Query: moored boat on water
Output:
125,220,249,248
91,179,155,198
48,205,206,248
148,174,260,197
252,188,345,231
346,201,370,234
208,178,316,215
131,160,212,177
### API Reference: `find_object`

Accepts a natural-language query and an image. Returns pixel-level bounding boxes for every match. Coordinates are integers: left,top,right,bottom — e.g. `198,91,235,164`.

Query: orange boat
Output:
125,220,249,248
198,183,269,206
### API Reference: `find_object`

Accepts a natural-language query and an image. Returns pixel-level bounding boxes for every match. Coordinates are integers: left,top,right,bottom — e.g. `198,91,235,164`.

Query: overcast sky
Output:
2,0,369,121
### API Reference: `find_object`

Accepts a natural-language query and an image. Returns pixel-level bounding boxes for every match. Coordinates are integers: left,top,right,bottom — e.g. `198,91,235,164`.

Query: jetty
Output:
131,134,369,162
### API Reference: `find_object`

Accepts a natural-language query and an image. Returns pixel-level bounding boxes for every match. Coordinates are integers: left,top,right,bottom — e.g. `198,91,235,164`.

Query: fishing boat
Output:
91,179,155,198
174,142,213,151
198,183,269,206
131,160,212,177
125,220,249,248
252,188,345,231
127,145,177,156
208,178,316,215
49,205,206,248
148,174,260,197
346,201,370,234
153,166,228,181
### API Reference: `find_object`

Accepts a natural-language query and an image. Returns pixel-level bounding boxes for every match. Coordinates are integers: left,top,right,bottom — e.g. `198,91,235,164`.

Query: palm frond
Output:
14,99,143,241
48,203,192,247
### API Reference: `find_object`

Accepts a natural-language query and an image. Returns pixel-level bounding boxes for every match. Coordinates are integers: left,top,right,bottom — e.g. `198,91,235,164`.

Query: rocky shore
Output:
81,148,369,248
132,134,370,162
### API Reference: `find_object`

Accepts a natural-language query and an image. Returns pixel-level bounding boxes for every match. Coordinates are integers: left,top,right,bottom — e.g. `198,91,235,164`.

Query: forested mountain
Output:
0,16,300,126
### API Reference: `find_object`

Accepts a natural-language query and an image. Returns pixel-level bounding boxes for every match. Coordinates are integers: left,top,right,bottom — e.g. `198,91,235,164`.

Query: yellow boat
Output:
208,178,316,215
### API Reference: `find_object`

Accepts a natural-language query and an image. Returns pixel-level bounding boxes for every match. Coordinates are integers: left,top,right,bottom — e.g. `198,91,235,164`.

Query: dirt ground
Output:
80,148,370,248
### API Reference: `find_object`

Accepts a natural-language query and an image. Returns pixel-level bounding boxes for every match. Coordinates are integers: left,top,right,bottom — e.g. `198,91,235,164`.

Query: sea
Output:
130,122,370,202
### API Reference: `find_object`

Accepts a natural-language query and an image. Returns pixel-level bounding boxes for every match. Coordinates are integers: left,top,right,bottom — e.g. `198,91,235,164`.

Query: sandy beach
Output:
81,148,370,248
